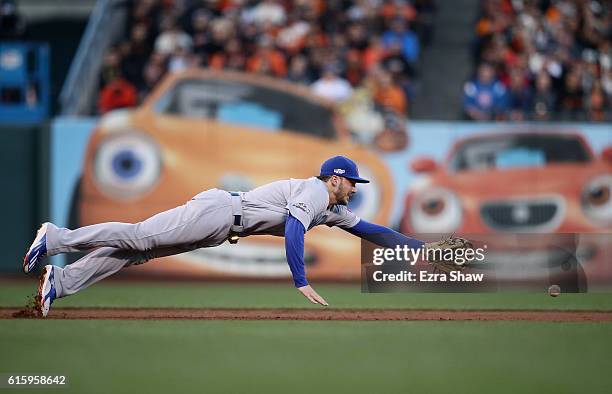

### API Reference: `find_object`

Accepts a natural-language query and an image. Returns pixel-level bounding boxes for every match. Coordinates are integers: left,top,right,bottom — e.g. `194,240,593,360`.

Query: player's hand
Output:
297,285,329,306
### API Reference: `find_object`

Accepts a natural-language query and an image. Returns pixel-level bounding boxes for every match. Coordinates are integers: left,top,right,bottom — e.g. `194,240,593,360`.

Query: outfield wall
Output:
37,117,611,289
0,118,609,284
0,125,47,273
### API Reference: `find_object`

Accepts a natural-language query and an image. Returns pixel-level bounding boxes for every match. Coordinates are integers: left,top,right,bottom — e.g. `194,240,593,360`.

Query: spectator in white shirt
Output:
154,16,193,56
311,65,354,103
246,0,286,27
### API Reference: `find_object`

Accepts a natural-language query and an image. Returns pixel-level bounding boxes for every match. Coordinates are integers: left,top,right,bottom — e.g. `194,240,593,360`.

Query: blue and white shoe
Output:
23,223,48,273
36,265,56,318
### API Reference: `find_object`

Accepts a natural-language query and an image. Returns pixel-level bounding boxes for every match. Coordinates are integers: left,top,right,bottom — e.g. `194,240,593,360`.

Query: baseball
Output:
548,285,561,297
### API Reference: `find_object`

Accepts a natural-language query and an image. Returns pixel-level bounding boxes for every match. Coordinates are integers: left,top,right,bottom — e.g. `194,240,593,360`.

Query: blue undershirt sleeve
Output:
285,214,308,288
345,219,425,249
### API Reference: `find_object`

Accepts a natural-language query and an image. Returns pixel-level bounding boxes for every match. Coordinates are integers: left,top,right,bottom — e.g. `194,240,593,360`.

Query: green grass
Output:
1,321,611,394
1,281,612,310
2,280,612,394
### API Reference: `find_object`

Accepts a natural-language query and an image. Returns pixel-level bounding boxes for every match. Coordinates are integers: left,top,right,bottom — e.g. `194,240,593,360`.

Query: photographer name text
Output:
372,270,484,282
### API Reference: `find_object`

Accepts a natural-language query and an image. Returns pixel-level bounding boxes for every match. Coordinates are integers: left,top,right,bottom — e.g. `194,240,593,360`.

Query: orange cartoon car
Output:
399,131,612,290
400,131,612,234
71,69,394,280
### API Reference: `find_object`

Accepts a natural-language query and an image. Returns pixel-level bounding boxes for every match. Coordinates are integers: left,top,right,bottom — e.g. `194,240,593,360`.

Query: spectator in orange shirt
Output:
380,0,417,23
373,69,407,115
363,37,385,70
209,38,247,71
246,35,287,77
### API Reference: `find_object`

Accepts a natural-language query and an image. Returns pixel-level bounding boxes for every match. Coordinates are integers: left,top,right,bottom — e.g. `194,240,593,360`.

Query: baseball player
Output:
24,156,426,317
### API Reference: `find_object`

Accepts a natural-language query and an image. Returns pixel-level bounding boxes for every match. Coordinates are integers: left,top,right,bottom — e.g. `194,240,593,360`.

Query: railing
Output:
59,0,127,116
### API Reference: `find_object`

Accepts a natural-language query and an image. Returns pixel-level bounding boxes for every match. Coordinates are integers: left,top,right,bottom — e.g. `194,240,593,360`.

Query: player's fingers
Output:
299,287,327,306
312,292,329,306
310,290,325,305
301,290,316,304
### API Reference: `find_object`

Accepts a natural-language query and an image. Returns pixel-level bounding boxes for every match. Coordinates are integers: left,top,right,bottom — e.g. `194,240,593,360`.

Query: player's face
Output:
336,177,357,205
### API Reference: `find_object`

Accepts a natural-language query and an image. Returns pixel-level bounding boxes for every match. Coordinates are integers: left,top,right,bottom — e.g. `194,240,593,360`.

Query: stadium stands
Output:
97,0,436,116
465,0,611,121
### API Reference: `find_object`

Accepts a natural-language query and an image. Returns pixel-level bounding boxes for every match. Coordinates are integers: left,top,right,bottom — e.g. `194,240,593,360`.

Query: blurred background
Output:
1,0,610,289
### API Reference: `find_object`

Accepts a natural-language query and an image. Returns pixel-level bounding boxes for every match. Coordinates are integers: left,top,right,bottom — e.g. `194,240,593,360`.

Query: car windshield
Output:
451,134,591,171
153,78,337,139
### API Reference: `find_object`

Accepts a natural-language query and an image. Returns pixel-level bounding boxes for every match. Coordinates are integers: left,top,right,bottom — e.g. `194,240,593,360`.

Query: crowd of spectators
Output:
464,0,611,122
97,0,437,118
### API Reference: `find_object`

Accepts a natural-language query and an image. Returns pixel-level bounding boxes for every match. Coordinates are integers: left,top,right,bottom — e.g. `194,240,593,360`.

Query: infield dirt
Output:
2,307,612,322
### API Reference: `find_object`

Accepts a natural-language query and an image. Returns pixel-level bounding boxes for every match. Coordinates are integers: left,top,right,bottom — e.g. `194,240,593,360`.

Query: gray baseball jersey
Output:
238,177,360,235
45,177,360,297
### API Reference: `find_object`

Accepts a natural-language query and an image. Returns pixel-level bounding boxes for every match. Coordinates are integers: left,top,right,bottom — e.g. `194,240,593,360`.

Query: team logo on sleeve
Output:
292,202,311,214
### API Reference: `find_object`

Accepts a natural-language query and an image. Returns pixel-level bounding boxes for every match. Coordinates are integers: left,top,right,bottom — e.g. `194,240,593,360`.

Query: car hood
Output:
419,162,608,200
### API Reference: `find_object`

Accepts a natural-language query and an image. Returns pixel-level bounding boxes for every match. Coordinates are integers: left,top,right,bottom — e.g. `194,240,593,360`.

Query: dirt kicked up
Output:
2,307,612,322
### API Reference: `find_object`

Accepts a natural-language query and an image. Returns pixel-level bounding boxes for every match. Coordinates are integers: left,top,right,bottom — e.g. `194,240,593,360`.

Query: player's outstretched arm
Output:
285,215,328,306
347,220,475,272
344,219,425,249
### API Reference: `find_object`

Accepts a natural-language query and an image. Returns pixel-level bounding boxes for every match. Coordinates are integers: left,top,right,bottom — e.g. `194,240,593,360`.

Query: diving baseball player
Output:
24,156,426,317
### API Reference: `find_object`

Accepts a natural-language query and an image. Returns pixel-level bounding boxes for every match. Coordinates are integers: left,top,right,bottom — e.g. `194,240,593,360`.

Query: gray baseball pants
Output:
47,189,233,298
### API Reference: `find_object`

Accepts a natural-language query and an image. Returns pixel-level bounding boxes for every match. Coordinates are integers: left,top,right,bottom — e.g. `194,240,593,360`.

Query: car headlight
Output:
582,175,612,225
347,165,380,221
410,187,462,233
93,132,161,200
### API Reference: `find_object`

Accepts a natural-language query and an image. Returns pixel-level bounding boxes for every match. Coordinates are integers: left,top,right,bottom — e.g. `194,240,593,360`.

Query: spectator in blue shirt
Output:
506,68,533,121
463,63,508,120
381,18,420,65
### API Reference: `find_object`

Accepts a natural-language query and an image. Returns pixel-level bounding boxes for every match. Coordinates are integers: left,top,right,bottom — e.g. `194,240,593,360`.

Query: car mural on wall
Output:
399,131,612,289
70,69,394,280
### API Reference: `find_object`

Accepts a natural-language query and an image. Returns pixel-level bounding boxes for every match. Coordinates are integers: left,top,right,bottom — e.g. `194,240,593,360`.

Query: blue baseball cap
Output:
320,156,370,183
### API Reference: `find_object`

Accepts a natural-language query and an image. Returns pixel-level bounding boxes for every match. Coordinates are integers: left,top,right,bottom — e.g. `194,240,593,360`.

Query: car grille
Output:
481,200,560,230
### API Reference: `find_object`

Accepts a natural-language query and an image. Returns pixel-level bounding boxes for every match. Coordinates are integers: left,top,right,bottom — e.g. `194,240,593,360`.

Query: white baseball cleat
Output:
36,265,57,318
23,223,49,274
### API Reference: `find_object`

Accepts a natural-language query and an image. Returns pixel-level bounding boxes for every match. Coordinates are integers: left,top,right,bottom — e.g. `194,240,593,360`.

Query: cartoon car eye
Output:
582,175,612,225
347,165,379,221
93,133,161,200
410,187,462,233
420,198,445,216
